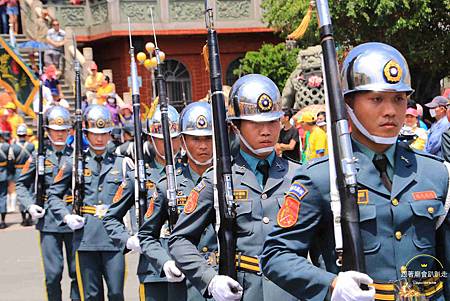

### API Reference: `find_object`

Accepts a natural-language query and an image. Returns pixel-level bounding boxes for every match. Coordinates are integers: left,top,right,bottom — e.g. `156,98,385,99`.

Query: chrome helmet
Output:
228,74,283,122
84,105,114,134
180,102,212,136
45,105,71,130
16,124,28,136
341,42,413,96
147,105,180,139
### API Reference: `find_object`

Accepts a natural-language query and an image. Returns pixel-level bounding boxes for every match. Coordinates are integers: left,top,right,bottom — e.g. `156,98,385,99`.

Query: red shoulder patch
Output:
145,198,155,218
112,183,125,203
184,190,199,214
54,165,65,182
21,158,32,174
277,195,301,228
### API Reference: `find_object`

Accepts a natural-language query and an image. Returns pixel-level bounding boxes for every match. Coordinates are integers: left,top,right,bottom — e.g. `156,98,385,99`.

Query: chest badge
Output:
357,190,369,205
233,190,248,201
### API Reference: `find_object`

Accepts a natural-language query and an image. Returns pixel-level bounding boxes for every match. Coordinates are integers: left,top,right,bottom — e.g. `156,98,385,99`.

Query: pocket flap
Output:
359,204,376,222
410,202,445,220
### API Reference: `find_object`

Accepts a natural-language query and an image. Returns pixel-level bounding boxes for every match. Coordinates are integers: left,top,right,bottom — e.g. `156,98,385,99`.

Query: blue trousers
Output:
0,180,7,213
39,232,80,301
75,250,125,301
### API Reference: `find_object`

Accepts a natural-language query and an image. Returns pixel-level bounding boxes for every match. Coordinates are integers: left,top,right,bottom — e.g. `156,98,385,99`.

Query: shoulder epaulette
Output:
401,142,444,162
305,155,329,169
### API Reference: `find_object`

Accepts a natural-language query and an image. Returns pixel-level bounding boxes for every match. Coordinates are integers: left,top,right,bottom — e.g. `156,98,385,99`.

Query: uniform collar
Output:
239,149,276,175
188,165,201,185
352,138,396,175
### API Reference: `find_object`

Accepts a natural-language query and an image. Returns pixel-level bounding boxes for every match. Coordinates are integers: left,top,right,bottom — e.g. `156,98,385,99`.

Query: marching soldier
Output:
168,74,300,301
9,123,35,226
16,106,80,301
138,101,217,301
260,43,450,301
115,123,155,163
103,104,182,301
0,129,10,229
46,105,133,301
106,127,123,154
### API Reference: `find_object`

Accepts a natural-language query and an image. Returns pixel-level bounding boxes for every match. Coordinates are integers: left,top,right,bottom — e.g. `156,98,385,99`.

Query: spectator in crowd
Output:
4,102,23,139
84,62,103,102
26,128,38,149
276,109,301,162
33,84,53,113
425,96,449,157
81,95,89,112
399,108,428,151
408,99,428,130
105,94,120,125
45,19,66,72
119,103,133,125
440,97,450,162
0,0,8,34
96,75,115,105
52,93,69,109
6,0,18,34
43,64,63,97
300,111,327,162
316,111,326,131
0,108,11,142
35,8,54,41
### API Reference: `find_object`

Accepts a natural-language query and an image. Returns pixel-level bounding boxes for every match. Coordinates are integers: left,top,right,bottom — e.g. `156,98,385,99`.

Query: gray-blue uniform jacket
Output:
16,146,74,232
47,150,134,251
168,153,300,300
103,161,168,283
138,165,217,300
260,141,450,301
8,139,35,179
0,141,10,182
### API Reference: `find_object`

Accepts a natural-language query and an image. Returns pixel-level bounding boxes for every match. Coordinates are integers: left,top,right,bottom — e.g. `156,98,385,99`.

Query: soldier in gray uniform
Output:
46,105,134,301
138,101,217,301
169,74,300,301
16,106,80,301
0,129,11,229
103,104,181,301
9,123,35,226
260,43,450,301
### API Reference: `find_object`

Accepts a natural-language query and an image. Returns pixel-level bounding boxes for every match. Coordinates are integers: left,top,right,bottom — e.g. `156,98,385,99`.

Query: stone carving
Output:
217,0,250,19
282,45,325,110
169,1,203,21
120,1,157,22
57,7,86,27
92,2,109,26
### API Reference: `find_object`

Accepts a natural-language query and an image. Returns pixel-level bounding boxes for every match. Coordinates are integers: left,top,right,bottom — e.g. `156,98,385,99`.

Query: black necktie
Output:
56,151,63,165
256,160,269,187
94,155,103,173
373,155,392,192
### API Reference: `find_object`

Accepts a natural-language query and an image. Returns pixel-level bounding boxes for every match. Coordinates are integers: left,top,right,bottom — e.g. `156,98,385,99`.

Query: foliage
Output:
234,43,299,91
261,0,450,101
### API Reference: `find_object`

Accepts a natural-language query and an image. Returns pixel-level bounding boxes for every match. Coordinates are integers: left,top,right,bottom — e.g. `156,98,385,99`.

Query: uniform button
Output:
98,186,102,192
391,198,399,206
262,217,270,224
395,231,402,240
400,265,407,273
427,207,435,214
202,247,208,252
98,200,103,204
261,193,267,200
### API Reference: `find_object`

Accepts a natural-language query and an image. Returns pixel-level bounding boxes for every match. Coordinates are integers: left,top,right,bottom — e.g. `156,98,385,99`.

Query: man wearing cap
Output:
169,74,300,301
425,96,449,156
400,108,428,151
16,106,80,301
300,111,327,162
261,42,450,301
46,105,133,300
439,97,450,162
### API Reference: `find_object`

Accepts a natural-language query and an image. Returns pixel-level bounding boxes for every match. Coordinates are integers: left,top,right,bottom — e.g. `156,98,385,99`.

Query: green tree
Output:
234,43,299,91
261,0,450,103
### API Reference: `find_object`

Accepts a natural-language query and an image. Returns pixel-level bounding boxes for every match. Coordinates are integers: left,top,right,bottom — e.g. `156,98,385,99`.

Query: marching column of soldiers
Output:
8,7,450,301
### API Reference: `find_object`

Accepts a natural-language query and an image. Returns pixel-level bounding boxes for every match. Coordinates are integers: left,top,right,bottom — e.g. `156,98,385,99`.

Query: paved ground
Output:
0,211,140,301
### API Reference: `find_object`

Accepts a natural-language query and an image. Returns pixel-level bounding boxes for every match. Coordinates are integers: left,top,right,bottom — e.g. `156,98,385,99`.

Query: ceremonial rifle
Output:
204,0,237,280
35,50,45,207
315,0,366,273
72,35,84,215
150,9,178,231
128,18,147,226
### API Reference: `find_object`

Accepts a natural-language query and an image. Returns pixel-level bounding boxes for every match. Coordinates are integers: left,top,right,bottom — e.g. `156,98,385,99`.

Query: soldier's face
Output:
87,132,111,149
183,135,213,165
152,136,182,160
349,91,407,138
48,129,69,145
240,119,280,155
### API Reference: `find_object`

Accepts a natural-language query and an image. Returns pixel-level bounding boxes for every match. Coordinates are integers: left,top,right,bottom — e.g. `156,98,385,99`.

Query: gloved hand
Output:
208,275,243,301
28,204,45,219
126,235,142,253
63,214,85,231
331,271,375,301
163,260,185,282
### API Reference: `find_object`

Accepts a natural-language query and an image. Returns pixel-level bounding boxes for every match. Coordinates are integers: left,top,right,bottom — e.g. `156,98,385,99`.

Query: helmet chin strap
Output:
181,136,212,166
48,135,66,146
231,124,274,155
150,136,166,161
88,140,106,151
346,104,398,145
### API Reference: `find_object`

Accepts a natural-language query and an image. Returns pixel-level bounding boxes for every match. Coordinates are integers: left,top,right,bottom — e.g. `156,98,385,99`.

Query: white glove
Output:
63,214,85,231
126,235,142,253
163,260,185,282
28,204,45,219
208,275,243,301
331,271,375,301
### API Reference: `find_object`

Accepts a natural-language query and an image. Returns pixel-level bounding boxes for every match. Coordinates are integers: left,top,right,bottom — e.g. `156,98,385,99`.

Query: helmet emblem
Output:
55,117,64,126
383,60,402,84
196,115,208,129
257,93,273,113
96,119,106,128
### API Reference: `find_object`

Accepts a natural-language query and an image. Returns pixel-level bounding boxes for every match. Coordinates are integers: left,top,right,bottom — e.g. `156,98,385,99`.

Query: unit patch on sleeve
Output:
145,198,155,218
184,190,199,214
277,195,301,228
287,181,308,200
21,158,32,174
412,191,437,201
112,182,126,203
54,164,66,182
